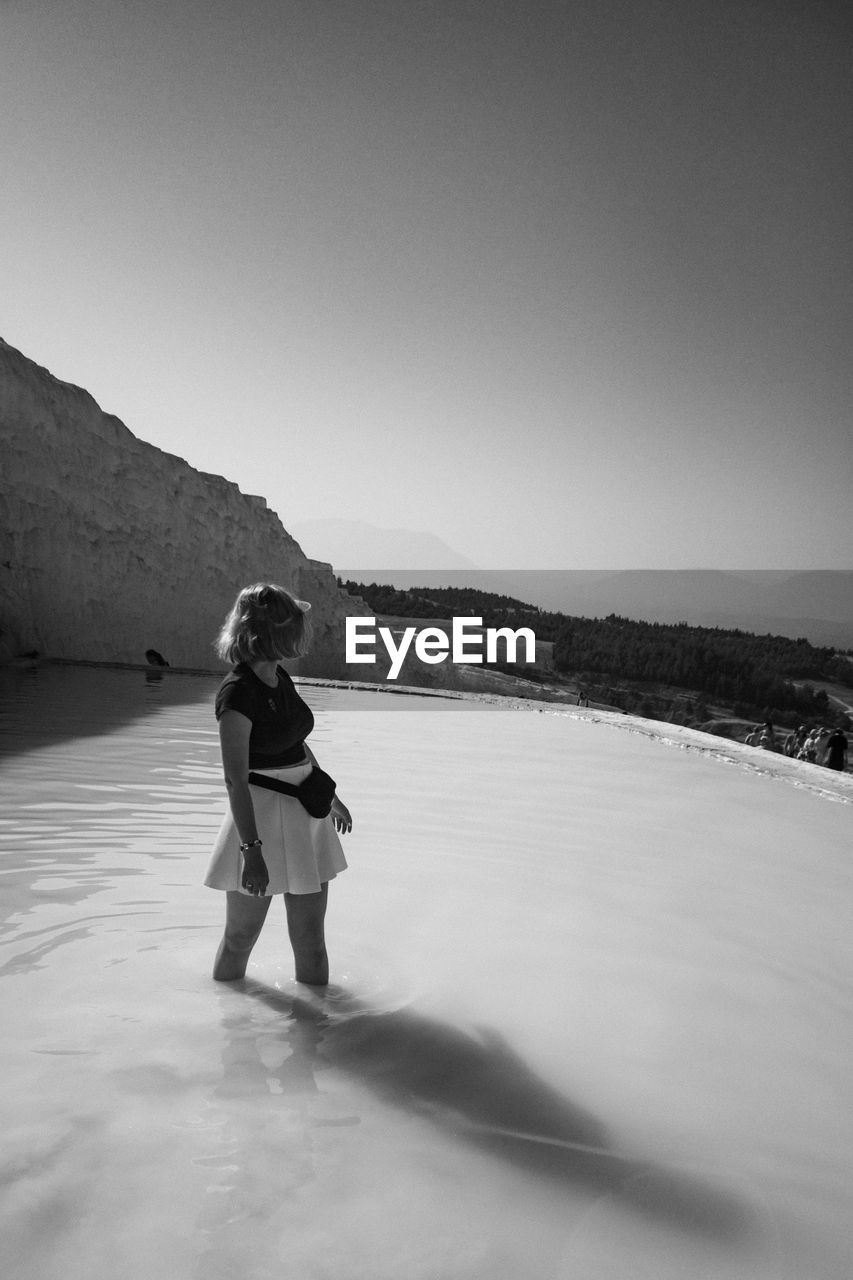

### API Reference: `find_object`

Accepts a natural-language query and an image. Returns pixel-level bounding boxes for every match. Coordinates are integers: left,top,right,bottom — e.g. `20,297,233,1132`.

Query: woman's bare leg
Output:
213,891,272,981
284,883,329,986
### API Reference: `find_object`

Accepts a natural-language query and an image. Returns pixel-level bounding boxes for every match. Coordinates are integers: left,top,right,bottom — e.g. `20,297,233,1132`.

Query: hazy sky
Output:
2,0,851,568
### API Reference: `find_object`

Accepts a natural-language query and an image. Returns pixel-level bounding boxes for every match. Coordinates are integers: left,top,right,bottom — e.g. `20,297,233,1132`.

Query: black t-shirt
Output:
215,663,314,768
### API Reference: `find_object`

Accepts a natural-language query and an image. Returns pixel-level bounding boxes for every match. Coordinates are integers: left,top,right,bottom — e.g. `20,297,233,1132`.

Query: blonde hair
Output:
215,583,312,665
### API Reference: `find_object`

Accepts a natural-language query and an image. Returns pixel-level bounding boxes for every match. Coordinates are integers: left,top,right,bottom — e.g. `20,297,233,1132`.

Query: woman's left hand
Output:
330,795,352,834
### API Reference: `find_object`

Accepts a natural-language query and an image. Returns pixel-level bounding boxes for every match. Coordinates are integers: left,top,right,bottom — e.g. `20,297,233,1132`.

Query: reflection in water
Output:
192,989,333,1280
199,980,755,1257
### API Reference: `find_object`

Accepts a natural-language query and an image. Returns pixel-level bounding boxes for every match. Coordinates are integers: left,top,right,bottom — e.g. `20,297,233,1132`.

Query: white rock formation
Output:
0,338,364,672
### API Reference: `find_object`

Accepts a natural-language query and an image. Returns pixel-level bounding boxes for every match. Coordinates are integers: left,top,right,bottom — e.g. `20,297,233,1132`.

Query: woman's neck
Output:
249,660,279,687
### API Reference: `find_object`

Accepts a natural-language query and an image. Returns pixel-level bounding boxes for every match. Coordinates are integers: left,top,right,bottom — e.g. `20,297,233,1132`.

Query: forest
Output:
337,581,540,626
340,579,852,728
548,614,844,724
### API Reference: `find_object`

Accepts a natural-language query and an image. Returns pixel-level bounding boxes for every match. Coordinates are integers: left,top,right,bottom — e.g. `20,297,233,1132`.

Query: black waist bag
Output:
248,766,336,819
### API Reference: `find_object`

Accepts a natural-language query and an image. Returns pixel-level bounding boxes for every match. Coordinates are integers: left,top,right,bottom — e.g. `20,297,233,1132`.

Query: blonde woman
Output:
205,583,352,985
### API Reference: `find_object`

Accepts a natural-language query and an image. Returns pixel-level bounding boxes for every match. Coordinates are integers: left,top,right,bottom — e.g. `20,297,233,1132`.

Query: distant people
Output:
145,649,170,667
799,729,828,764
814,727,832,766
824,727,848,772
785,725,807,757
746,723,776,749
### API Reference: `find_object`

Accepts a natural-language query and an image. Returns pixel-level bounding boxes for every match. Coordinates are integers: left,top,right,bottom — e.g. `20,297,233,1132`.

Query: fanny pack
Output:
248,766,336,818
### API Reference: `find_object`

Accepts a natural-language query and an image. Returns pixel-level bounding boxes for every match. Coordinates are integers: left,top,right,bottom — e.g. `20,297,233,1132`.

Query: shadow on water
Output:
235,979,756,1245
0,663,221,756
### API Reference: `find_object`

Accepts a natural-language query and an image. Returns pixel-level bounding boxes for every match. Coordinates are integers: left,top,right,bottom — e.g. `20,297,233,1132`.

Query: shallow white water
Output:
1,665,851,1279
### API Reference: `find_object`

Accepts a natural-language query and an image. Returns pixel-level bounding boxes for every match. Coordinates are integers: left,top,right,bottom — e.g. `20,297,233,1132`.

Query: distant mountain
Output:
291,519,478,571
334,569,853,649
556,570,853,648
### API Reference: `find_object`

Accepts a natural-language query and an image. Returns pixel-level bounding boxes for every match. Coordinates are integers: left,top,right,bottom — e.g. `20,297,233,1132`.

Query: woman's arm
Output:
219,709,269,894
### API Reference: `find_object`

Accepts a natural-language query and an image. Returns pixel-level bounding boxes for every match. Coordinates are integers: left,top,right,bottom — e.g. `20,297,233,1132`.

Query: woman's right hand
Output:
241,847,269,896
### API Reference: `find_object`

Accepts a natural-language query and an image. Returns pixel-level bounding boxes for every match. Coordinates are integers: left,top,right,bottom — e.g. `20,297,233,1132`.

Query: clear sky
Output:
2,0,851,568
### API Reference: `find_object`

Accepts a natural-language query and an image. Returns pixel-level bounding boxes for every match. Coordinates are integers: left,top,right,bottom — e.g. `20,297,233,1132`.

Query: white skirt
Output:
204,760,348,896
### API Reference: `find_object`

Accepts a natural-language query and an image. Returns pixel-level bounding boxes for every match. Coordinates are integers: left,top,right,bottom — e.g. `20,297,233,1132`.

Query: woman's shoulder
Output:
217,662,253,692
215,664,257,718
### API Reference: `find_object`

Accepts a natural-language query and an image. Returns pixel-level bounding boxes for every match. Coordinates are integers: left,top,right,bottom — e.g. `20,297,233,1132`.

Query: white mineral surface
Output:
1,666,851,1280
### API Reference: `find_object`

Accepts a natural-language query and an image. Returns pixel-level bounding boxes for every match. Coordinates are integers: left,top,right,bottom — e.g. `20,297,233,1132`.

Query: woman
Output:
205,583,352,985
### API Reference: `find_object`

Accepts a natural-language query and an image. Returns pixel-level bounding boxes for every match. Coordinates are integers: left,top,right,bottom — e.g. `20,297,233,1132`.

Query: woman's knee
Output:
223,891,271,951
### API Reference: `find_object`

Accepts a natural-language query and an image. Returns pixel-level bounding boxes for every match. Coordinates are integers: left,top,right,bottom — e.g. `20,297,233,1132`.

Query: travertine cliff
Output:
0,338,363,673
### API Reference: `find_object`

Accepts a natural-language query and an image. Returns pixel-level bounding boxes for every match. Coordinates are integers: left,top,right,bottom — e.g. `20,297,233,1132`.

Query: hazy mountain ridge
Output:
291,519,477,570
339,569,853,649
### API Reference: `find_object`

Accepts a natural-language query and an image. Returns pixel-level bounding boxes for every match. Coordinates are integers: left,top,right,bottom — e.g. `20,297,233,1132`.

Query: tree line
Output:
340,579,851,726
337,580,539,625
550,615,846,724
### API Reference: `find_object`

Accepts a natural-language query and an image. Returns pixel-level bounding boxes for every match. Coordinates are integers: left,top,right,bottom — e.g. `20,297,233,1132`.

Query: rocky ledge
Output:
0,338,363,673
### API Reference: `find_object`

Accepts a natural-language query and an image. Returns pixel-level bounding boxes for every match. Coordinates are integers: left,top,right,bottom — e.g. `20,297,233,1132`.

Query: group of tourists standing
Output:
746,720,849,771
